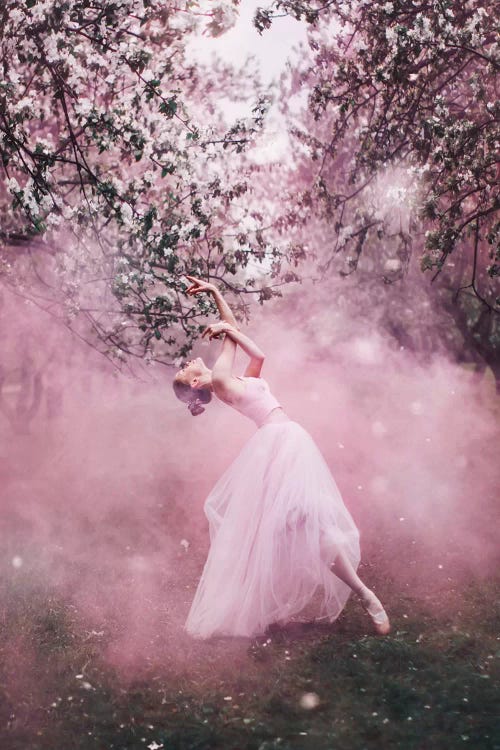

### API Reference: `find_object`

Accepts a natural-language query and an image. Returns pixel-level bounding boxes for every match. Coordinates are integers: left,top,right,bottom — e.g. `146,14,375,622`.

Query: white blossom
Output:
6,177,20,193
14,96,34,113
205,3,238,38
120,203,134,225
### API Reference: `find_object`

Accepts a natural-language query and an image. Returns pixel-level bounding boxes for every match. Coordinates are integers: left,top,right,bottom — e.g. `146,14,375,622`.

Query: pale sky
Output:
186,1,308,162
187,0,307,86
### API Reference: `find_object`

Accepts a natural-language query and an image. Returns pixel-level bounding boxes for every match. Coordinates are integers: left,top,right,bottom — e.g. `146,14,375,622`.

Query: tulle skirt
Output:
185,420,361,639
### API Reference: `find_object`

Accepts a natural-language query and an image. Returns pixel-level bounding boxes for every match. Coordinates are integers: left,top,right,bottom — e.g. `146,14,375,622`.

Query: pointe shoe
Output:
360,590,391,636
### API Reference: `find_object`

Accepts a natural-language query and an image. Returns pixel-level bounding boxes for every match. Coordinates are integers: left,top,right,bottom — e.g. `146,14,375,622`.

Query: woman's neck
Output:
195,371,213,390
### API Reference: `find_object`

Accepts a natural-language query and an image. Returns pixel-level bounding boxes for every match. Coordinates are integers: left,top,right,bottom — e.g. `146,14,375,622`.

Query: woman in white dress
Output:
173,275,390,639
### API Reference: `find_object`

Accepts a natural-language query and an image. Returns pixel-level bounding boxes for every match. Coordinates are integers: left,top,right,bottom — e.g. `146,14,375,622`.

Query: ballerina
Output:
173,275,390,639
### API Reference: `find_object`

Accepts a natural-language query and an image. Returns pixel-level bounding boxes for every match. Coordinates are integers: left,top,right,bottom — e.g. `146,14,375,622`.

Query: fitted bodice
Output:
228,376,282,427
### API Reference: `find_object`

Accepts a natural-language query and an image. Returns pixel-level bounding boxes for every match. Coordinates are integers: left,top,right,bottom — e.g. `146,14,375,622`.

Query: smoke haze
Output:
1,284,499,683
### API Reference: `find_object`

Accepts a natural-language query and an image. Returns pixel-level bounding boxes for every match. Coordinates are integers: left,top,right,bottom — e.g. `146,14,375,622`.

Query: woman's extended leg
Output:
320,532,391,635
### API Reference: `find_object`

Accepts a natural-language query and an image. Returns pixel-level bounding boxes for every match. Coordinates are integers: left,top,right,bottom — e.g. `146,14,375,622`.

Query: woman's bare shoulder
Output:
213,374,246,404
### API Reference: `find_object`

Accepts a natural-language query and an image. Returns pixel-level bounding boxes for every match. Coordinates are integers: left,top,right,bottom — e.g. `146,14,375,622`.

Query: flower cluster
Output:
260,0,499,312
0,0,294,363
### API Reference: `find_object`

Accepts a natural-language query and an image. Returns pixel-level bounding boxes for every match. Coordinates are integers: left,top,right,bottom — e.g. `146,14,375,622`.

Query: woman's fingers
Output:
202,326,217,339
185,275,201,294
185,275,204,287
187,282,204,296
202,321,226,341
202,328,221,341
184,275,216,297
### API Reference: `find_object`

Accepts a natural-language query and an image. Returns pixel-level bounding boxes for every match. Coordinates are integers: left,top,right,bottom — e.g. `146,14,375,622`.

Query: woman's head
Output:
173,357,212,416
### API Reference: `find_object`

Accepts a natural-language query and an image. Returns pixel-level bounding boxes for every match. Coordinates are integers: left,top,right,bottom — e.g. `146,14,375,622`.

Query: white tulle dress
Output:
185,376,361,639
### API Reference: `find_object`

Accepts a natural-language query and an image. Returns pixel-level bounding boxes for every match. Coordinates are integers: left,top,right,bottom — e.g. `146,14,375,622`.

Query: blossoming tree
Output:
0,0,301,366
2,0,499,379
255,0,500,375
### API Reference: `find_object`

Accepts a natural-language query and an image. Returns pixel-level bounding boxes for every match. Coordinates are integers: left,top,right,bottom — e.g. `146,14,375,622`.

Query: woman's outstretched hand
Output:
202,321,235,341
185,275,217,296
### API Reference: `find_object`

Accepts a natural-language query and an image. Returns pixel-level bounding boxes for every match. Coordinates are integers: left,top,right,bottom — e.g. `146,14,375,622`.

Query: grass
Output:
0,549,499,750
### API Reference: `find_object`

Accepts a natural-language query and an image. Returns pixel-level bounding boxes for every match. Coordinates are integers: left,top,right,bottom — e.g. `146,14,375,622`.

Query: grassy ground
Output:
1,545,499,750
1,361,498,748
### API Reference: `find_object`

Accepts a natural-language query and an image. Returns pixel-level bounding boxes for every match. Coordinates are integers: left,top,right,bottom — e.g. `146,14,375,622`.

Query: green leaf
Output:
160,98,178,118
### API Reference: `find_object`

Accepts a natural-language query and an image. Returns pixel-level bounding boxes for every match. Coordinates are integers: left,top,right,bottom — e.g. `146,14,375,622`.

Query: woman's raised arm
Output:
203,322,265,379
185,276,240,330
